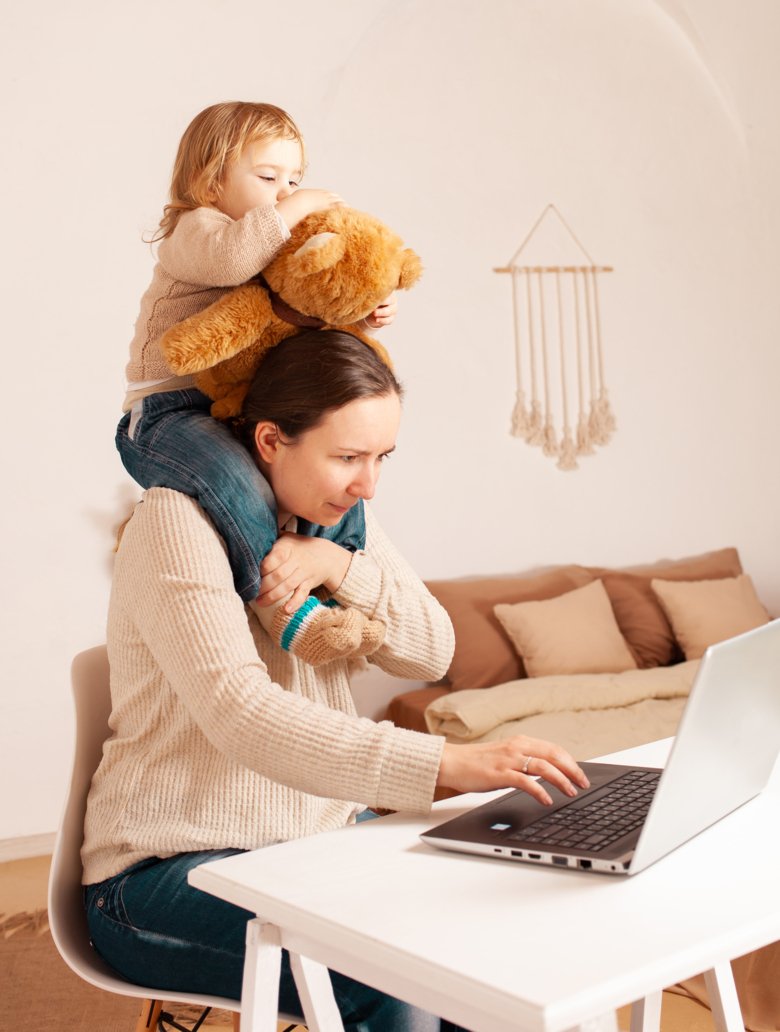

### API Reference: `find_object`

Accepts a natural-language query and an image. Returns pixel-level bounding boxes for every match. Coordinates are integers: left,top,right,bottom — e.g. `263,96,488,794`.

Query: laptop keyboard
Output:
507,770,661,852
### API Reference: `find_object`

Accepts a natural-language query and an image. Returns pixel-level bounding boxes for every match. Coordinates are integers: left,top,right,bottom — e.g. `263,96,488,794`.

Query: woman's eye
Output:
258,175,275,182
339,455,357,463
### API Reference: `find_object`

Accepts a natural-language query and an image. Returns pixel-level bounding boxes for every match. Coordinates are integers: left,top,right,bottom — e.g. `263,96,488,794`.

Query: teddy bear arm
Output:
161,283,275,375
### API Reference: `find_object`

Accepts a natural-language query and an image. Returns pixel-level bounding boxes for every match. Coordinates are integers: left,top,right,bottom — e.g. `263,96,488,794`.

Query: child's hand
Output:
362,293,398,330
276,189,345,230
256,533,353,614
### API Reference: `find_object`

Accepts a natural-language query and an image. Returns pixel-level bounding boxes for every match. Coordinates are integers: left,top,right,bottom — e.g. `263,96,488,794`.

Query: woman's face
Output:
256,392,402,527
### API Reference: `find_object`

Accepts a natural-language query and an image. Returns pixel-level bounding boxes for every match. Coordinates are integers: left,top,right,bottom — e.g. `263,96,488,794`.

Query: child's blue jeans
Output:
116,389,365,602
84,849,469,1031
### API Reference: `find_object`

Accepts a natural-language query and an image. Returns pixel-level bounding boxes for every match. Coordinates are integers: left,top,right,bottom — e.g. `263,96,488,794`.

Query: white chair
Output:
48,645,301,1032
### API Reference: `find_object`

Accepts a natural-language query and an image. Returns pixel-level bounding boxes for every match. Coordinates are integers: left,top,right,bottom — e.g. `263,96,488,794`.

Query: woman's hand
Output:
361,292,398,330
255,533,353,613
436,735,590,806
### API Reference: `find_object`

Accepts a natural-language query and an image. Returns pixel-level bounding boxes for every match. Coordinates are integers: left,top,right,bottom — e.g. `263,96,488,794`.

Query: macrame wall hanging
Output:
494,204,616,471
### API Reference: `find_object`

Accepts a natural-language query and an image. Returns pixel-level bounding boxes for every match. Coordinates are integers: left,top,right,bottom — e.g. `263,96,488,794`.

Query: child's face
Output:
215,136,303,221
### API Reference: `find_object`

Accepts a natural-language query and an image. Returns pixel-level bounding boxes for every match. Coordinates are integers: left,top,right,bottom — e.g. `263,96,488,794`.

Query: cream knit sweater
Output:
82,489,453,884
123,205,287,405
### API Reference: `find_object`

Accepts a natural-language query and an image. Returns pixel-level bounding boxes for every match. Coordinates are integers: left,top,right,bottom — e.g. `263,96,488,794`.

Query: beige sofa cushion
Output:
494,580,637,677
651,574,770,659
586,547,744,668
425,566,595,692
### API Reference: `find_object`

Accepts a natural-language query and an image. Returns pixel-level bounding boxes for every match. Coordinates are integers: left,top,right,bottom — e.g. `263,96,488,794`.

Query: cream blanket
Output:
425,661,700,760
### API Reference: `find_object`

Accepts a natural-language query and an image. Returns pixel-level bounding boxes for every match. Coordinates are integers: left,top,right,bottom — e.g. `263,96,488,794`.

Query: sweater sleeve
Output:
158,206,288,286
114,489,444,813
333,506,456,681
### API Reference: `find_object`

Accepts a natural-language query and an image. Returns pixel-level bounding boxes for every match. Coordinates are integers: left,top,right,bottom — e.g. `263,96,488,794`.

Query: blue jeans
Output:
84,850,469,1031
116,389,365,602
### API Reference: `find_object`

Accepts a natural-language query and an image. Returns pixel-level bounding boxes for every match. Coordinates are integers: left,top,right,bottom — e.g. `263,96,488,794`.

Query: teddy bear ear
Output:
397,249,423,290
292,231,347,273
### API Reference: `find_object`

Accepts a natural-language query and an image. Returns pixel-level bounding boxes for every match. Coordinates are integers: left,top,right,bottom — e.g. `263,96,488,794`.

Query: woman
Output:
82,330,588,1031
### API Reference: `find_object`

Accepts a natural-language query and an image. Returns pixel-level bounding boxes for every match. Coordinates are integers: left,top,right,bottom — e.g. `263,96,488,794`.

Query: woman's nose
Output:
348,466,378,500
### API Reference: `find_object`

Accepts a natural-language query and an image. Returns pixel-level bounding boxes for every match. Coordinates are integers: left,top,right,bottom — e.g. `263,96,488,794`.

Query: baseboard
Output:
0,833,56,862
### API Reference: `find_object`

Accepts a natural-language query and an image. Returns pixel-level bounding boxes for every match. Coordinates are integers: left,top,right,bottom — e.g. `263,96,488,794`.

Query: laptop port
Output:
579,859,592,870
552,856,568,866
510,850,523,857
528,853,541,860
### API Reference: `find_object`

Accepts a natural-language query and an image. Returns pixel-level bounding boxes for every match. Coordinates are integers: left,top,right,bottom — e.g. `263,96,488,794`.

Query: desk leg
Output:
241,918,284,1032
289,950,345,1032
629,992,662,1032
703,963,744,1032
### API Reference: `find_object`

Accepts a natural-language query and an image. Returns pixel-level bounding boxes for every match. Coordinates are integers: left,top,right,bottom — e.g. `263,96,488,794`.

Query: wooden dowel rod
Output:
494,265,614,274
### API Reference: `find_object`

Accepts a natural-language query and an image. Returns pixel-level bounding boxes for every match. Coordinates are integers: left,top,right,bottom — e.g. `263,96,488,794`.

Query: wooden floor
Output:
0,853,716,1032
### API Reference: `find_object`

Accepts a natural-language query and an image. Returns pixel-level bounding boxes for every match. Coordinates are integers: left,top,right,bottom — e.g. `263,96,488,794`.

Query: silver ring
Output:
521,755,534,774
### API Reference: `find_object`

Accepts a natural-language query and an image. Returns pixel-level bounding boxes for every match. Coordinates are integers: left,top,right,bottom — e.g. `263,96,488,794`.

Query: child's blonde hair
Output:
154,101,305,240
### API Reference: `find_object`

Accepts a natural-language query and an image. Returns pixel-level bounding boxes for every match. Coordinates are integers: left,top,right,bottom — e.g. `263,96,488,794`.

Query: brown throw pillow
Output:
650,574,770,659
587,548,744,668
425,566,595,691
494,580,637,677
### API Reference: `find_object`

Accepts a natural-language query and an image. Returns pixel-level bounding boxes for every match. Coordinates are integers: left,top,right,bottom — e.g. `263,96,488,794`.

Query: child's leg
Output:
117,389,385,663
117,389,276,602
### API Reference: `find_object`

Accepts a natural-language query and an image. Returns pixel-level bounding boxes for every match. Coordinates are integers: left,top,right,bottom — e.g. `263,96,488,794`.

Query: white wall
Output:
2,0,778,844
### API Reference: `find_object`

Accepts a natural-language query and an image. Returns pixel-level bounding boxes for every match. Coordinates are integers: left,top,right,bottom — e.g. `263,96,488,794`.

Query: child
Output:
117,101,396,664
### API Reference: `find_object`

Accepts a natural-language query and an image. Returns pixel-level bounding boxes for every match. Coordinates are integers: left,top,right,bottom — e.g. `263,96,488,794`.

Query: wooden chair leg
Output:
135,999,163,1032
232,1012,240,1031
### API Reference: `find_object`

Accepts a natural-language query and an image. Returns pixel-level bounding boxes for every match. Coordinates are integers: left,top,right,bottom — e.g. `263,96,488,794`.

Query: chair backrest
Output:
47,646,240,1012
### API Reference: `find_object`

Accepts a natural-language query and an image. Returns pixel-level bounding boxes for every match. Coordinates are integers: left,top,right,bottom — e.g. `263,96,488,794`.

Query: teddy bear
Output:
160,206,423,420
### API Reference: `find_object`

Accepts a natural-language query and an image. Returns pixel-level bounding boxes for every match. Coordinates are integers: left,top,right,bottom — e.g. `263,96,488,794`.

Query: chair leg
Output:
232,1013,240,1031
135,999,163,1031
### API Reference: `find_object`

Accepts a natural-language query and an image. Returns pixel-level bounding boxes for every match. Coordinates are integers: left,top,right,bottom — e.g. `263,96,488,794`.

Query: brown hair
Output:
234,331,402,453
153,101,304,241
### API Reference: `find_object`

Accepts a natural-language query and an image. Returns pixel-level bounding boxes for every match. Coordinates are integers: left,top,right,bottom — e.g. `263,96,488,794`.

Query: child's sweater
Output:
123,205,288,408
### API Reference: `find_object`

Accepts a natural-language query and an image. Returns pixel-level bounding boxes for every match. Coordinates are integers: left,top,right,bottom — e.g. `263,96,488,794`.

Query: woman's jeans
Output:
116,389,365,602
84,849,469,1031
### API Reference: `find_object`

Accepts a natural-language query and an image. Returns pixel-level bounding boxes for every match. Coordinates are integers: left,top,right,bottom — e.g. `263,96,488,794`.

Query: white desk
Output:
189,739,780,1032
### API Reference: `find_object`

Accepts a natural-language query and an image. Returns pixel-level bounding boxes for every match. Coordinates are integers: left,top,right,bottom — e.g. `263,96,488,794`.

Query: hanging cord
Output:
510,268,530,437
571,269,594,456
581,267,601,444
524,269,544,444
555,269,578,470
590,269,616,443
536,270,559,457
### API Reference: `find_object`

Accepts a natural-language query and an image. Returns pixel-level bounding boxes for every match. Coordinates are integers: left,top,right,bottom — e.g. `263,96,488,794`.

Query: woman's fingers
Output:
437,735,590,801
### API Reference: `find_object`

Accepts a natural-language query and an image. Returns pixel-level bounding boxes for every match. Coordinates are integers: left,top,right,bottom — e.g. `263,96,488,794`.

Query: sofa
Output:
383,547,772,762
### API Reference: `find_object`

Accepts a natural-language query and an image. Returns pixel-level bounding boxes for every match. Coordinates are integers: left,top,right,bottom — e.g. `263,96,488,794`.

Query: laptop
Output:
421,618,780,875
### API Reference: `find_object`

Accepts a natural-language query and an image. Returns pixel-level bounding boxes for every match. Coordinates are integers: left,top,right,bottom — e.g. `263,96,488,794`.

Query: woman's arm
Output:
113,489,444,814
332,506,456,681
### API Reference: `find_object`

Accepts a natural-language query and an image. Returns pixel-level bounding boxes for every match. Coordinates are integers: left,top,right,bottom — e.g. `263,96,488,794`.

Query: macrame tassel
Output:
510,388,530,437
591,389,617,444
542,419,559,457
525,399,545,445
557,430,579,471
576,412,594,455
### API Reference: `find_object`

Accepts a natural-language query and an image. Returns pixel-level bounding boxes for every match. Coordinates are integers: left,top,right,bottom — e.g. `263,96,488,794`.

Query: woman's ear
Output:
253,421,281,463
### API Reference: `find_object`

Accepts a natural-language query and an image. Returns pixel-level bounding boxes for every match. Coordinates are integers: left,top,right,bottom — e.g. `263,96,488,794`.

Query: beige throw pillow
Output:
650,574,770,659
494,580,637,678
